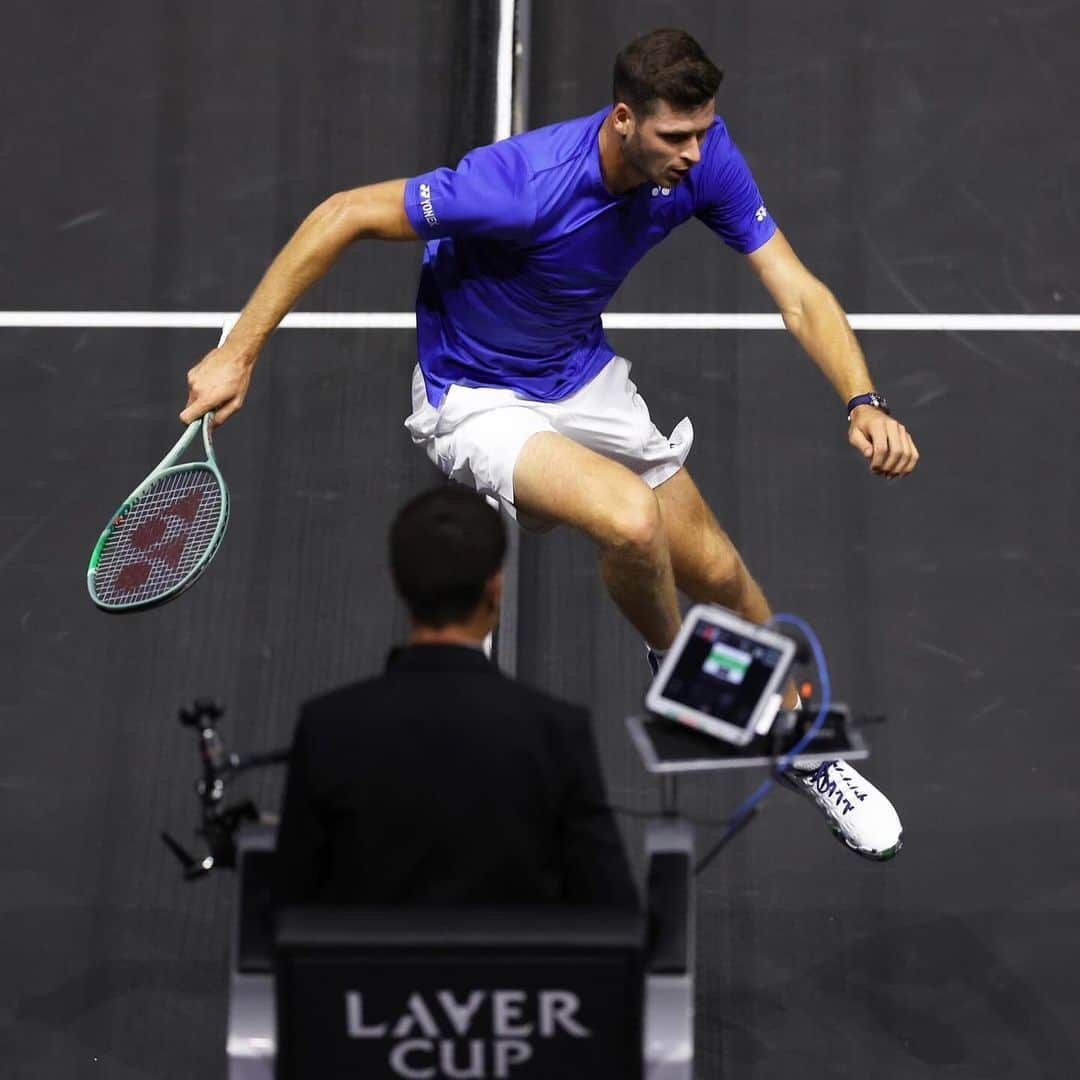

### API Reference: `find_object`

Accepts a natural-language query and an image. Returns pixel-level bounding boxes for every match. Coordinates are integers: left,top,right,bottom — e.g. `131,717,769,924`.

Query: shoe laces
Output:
805,760,871,817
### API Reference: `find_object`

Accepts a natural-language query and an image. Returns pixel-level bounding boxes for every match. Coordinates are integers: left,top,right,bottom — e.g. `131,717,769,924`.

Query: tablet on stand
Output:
630,604,872,810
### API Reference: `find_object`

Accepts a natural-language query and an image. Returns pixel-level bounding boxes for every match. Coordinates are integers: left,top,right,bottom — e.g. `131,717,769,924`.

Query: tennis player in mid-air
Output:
181,29,914,859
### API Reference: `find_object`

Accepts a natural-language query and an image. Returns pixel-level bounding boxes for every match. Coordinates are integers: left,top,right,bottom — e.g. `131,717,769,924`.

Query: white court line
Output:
0,311,414,330
0,311,1077,331
494,0,515,141
610,313,1080,332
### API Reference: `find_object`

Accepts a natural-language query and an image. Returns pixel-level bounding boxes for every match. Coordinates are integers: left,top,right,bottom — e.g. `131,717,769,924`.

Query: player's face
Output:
623,99,716,186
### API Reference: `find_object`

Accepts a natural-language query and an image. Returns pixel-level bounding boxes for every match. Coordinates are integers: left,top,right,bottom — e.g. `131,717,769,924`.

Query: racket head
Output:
87,463,230,611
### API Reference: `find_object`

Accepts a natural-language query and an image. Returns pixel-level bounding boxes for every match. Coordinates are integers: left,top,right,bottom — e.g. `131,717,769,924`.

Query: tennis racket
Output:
87,322,235,611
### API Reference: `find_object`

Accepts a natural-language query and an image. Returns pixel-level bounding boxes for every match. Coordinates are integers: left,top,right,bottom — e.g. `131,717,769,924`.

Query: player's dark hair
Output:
613,29,723,116
390,485,507,627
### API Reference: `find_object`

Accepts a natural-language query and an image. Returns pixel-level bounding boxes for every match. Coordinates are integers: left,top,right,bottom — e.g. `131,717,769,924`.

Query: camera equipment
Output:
161,699,289,880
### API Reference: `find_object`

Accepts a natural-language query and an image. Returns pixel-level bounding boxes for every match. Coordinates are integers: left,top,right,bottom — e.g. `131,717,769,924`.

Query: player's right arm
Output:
180,179,417,425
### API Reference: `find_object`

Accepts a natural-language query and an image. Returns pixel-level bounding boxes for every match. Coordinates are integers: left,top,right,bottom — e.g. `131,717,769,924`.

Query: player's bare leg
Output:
516,444,898,856
654,467,800,708
512,432,682,651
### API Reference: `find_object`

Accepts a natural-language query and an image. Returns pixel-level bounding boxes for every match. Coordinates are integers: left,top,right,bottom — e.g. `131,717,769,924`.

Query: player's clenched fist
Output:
180,346,254,426
847,406,920,479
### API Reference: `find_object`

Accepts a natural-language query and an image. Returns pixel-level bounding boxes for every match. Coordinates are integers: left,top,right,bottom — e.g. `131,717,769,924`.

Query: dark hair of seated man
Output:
390,484,507,641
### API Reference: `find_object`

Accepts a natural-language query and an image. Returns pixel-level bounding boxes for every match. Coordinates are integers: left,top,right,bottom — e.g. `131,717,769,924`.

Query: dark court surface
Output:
3,1,1080,1077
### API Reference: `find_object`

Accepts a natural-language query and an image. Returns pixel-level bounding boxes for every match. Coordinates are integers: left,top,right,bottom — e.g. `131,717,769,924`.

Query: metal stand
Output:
227,825,277,1079
627,705,869,777
643,814,694,1078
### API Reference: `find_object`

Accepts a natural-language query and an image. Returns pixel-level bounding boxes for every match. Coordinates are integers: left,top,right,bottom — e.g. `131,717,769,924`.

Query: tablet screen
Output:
655,616,788,735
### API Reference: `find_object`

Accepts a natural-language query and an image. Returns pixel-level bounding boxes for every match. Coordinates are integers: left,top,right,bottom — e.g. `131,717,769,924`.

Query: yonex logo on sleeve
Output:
418,183,439,226
755,204,768,222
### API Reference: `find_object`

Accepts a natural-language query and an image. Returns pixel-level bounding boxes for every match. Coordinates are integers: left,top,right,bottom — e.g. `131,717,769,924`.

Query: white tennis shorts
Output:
404,355,694,529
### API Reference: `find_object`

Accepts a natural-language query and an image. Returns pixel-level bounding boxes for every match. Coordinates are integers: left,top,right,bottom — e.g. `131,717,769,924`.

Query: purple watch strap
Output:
846,392,889,419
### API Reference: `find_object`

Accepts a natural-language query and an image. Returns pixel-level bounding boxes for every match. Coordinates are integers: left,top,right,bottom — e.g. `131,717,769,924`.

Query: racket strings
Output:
93,469,225,605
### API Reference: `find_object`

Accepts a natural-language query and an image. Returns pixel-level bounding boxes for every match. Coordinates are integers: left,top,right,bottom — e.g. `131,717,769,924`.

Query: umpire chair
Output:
226,821,694,1079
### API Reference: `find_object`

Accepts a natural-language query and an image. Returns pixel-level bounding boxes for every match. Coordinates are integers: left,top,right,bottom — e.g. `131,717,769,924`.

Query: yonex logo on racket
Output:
113,491,205,592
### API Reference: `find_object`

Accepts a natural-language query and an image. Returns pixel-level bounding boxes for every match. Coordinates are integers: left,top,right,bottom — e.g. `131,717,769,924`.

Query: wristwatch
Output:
846,392,890,421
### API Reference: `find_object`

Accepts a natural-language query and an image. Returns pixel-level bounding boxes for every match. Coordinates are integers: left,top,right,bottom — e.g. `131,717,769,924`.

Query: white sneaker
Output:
779,758,903,861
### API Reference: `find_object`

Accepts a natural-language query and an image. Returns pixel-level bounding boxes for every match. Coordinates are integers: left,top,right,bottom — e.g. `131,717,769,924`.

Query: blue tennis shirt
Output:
403,107,776,406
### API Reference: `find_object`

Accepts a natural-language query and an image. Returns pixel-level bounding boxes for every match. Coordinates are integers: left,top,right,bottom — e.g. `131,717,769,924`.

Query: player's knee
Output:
605,486,664,560
698,546,745,602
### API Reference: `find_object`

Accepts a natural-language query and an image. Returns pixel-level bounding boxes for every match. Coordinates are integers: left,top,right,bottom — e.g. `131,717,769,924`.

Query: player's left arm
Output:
745,229,919,478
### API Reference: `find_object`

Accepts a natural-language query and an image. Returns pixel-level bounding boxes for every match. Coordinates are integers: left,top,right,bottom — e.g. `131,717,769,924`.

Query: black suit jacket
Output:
274,643,639,909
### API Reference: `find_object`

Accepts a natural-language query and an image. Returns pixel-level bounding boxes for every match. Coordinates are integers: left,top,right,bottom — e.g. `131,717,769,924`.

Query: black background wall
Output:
1,1,1078,1076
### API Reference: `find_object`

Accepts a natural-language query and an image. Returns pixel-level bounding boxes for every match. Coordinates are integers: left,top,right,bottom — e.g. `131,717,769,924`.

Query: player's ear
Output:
612,103,635,136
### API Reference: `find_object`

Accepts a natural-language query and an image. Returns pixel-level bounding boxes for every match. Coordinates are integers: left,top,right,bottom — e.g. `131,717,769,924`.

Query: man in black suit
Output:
274,485,639,908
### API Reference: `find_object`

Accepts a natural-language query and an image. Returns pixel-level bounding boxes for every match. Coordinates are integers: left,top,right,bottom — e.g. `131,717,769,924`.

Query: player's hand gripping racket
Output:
87,322,234,611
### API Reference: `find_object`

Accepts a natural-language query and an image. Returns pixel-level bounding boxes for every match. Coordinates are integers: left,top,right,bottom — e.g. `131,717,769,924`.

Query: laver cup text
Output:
345,988,591,1078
